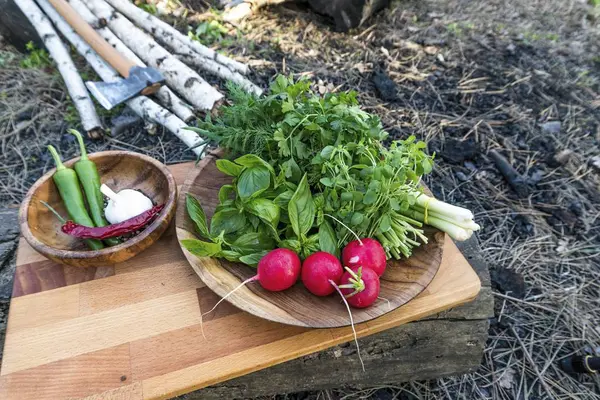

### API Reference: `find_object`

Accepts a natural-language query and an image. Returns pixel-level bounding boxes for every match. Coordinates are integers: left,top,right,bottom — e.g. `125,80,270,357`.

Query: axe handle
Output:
46,0,136,77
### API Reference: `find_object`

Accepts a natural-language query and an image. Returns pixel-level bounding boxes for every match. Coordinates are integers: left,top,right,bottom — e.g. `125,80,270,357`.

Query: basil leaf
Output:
274,190,294,209
216,159,243,177
279,239,301,253
218,184,235,203
186,194,209,238
210,208,246,235
245,198,280,228
318,220,339,257
306,233,319,246
288,175,315,239
304,234,320,256
247,214,260,229
220,250,242,262
282,158,301,183
239,251,269,267
234,154,275,176
181,239,222,257
231,232,275,254
237,166,271,201
314,194,324,225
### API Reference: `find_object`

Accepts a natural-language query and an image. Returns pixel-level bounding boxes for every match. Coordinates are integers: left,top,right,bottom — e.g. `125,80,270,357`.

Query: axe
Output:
47,0,165,109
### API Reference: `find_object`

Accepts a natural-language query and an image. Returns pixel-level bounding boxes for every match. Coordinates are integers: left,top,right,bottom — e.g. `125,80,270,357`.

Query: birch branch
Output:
67,0,195,122
175,53,262,96
104,0,249,76
83,0,223,111
14,0,103,138
37,0,205,155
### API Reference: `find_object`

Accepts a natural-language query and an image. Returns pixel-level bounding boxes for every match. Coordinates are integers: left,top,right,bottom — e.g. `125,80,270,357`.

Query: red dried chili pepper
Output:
61,204,165,239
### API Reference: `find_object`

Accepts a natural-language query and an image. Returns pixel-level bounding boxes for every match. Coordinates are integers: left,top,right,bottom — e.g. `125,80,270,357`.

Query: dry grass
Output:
1,0,600,398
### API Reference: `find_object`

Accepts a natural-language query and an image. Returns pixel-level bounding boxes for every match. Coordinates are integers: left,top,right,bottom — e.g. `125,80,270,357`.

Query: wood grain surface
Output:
176,153,445,328
19,151,176,267
0,162,481,400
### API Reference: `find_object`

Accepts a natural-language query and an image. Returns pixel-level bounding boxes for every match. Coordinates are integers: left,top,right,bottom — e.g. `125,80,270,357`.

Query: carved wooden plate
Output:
176,152,444,328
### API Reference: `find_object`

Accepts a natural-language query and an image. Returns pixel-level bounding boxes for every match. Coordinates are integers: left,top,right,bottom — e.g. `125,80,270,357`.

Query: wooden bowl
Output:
20,151,176,267
176,152,445,328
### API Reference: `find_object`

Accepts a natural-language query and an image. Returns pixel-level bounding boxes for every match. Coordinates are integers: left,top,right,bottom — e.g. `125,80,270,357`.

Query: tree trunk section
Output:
307,0,390,31
0,0,42,50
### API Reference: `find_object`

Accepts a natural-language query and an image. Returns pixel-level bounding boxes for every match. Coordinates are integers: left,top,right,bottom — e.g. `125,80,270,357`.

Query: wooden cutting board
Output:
0,162,481,400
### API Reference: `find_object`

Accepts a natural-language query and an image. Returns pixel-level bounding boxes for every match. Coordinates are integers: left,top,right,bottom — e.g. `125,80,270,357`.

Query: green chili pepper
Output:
69,130,120,247
47,145,104,251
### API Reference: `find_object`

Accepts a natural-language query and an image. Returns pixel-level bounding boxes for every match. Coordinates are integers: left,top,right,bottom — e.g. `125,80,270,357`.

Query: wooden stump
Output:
307,0,391,31
0,0,42,50
177,237,493,399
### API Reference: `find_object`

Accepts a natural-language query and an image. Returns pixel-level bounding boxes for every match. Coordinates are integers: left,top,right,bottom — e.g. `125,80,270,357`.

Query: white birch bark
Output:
175,53,262,96
14,0,103,137
38,0,205,155
82,0,223,111
103,0,250,76
67,0,196,122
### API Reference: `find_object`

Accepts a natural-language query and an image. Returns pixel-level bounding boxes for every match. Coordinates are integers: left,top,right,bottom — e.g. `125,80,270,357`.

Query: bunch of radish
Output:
203,237,387,370
207,237,386,310
302,238,386,308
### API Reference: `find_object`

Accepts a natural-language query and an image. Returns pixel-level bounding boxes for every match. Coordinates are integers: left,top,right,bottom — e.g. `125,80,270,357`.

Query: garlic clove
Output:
101,184,153,224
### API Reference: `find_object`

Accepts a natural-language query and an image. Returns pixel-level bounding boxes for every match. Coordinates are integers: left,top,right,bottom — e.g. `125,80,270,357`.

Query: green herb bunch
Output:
182,154,335,265
190,75,388,186
185,75,478,265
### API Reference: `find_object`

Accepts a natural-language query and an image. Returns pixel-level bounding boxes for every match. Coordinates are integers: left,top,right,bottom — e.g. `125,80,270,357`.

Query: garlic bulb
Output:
100,184,153,224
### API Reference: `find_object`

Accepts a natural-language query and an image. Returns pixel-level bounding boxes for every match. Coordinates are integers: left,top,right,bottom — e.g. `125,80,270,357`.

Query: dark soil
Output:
1,0,600,398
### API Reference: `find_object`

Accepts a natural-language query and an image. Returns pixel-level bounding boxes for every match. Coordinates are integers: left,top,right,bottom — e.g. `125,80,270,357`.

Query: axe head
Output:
86,66,165,110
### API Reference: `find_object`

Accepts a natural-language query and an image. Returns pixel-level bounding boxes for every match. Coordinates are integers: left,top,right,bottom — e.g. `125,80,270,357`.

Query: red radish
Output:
339,266,380,308
342,238,387,276
256,248,302,291
301,252,343,296
202,248,301,317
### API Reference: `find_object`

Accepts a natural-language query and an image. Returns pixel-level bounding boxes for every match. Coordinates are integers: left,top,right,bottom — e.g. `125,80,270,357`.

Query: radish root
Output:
324,214,364,246
378,296,392,311
329,279,366,372
202,276,259,317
